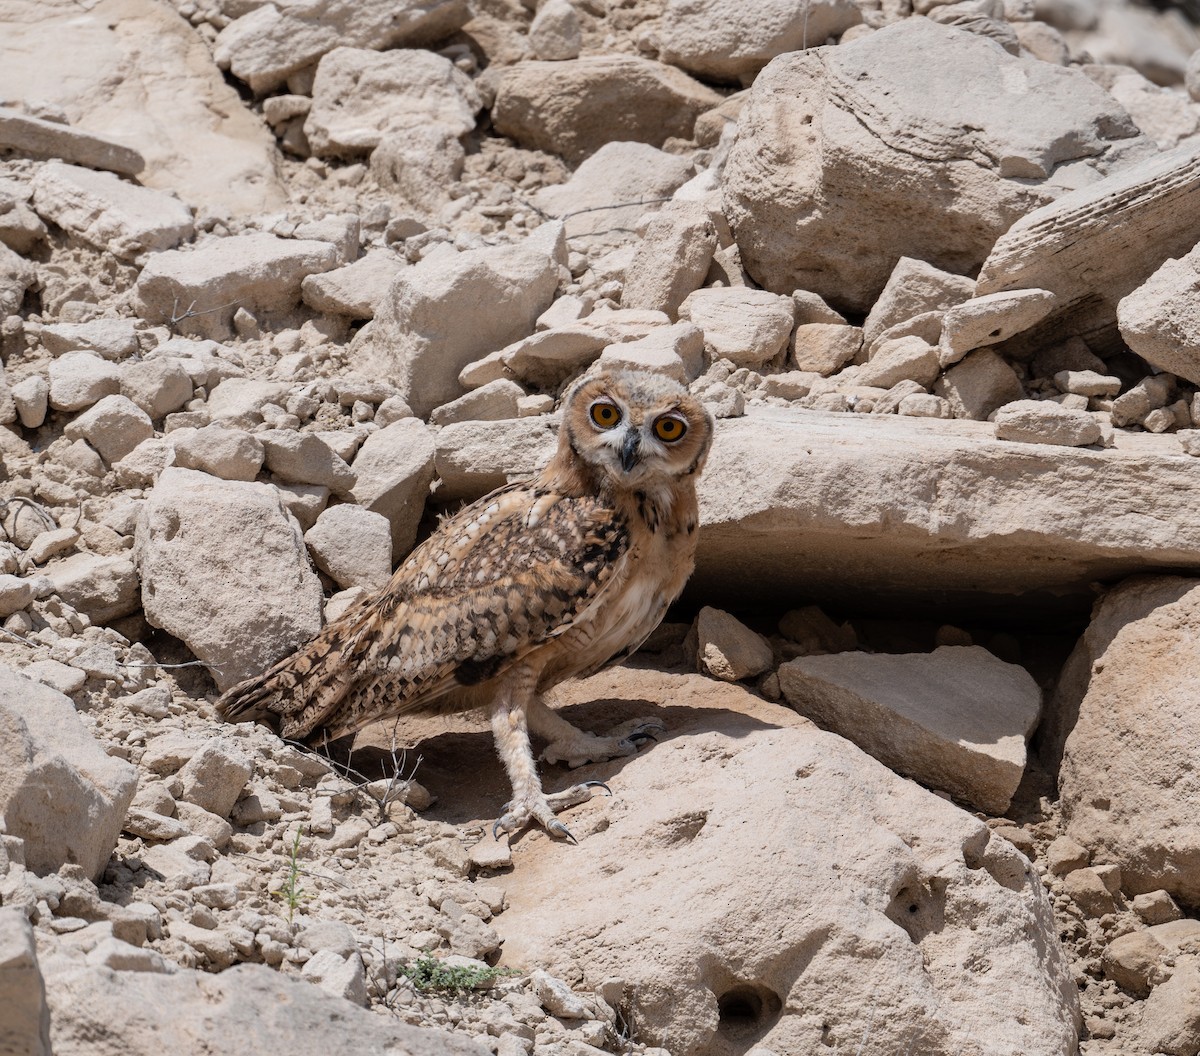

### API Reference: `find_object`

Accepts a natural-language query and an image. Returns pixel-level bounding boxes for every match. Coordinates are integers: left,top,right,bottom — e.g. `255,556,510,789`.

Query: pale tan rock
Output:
528,0,581,60
45,553,139,624
857,335,940,388
492,57,721,164
135,468,324,691
501,668,1078,1056
135,234,339,340
176,741,253,821
533,142,695,240
64,394,153,464
213,0,469,94
48,352,121,413
1059,576,1200,904
170,423,263,482
12,375,48,430
0,106,142,177
597,323,705,383
366,224,566,418
1062,866,1118,917
1102,930,1168,997
1134,890,1184,925
303,47,480,157
0,666,138,883
934,349,1025,420
937,289,1057,366
977,142,1200,354
41,319,139,361
993,400,1101,446
689,606,773,682
30,162,192,261
258,431,356,498
433,416,558,503
304,504,392,591
301,250,405,320
1118,241,1200,386
724,20,1146,311
0,909,51,1056
1104,68,1200,151
370,125,464,215
120,358,194,419
792,289,846,326
205,378,292,425
862,258,975,348
1139,962,1200,1056
678,287,794,368
1112,374,1173,427
1054,369,1121,397
621,202,717,319
778,645,1040,813
659,0,861,82
350,418,436,555
790,324,862,376
1046,835,1089,876
430,380,525,427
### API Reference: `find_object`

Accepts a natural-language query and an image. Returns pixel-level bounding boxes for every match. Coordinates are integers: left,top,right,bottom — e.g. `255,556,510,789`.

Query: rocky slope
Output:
2,0,1200,1054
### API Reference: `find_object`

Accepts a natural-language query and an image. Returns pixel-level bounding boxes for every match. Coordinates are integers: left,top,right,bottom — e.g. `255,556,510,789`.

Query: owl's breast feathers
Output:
216,481,648,742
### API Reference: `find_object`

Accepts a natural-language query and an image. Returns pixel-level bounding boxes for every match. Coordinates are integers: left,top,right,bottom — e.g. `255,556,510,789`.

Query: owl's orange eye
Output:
590,402,622,428
653,416,687,442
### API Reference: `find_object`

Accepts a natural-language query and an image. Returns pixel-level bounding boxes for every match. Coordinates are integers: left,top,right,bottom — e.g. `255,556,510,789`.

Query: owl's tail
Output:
215,625,359,743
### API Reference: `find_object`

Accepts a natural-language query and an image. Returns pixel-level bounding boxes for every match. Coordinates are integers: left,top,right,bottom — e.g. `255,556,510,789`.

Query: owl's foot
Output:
540,718,665,769
493,780,611,842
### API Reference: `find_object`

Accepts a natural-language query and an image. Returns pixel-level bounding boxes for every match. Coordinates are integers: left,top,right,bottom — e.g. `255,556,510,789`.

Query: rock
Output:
861,258,975,349
937,289,1058,367
134,234,340,340
790,324,863,376
63,395,154,464
528,0,582,61
724,19,1148,312
433,417,558,503
684,607,770,683
0,242,34,317
213,0,469,94
205,378,292,425
933,350,1025,421
301,949,368,1006
120,358,195,419
301,250,406,320
1101,930,1168,997
1118,241,1200,386
303,47,480,158
1058,576,1200,904
856,336,941,389
48,352,121,413
430,380,525,427
30,162,192,261
1133,890,1184,926
0,666,138,882
659,0,861,82
532,970,589,1020
43,960,487,1056
366,224,566,418
502,669,1077,1056
304,504,392,591
170,423,264,482
993,400,1101,447
258,431,356,497
778,645,1040,814
349,418,436,556
1062,866,1118,918
492,57,721,164
370,125,464,215
1139,963,1200,1056
977,141,1200,355
0,574,34,617
0,106,142,176
176,741,253,821
0,5,285,217
0,909,51,1056
1046,835,1089,876
597,324,705,384
1053,370,1121,397
678,288,794,368
12,375,49,429
532,142,695,239
621,202,717,319
45,554,140,624
40,319,140,361
134,468,324,692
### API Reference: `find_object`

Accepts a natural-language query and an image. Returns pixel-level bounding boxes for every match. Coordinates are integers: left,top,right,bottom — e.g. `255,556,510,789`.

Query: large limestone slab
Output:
44,960,488,1056
0,666,138,883
977,141,1200,353
134,468,324,692
495,669,1078,1056
0,910,50,1056
723,18,1149,312
778,645,1041,814
432,406,1200,613
0,0,286,216
1057,576,1200,904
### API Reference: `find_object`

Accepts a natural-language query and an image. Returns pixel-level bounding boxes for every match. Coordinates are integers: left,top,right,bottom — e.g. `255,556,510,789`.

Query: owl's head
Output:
560,370,715,490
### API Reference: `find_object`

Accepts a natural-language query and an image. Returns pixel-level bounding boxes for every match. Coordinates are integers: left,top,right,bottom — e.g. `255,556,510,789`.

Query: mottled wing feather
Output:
217,482,630,742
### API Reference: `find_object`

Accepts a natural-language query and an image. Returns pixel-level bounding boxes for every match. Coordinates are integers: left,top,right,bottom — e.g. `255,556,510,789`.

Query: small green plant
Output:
399,956,517,996
272,827,313,922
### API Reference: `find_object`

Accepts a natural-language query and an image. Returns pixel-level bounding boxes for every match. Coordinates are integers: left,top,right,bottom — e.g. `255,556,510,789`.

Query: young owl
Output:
217,370,715,840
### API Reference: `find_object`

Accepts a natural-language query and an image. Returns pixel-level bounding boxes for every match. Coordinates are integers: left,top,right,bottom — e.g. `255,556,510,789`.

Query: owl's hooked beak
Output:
619,430,641,473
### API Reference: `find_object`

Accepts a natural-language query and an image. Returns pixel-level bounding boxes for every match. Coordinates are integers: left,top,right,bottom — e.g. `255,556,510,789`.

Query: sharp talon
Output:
547,819,576,843
493,818,505,840
627,730,659,745
582,780,611,796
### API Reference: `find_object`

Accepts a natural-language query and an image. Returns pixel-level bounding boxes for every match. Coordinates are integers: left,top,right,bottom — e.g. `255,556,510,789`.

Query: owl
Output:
217,370,715,840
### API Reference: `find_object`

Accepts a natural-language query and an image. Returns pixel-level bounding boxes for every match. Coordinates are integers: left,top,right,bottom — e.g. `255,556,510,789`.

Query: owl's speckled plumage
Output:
217,370,714,839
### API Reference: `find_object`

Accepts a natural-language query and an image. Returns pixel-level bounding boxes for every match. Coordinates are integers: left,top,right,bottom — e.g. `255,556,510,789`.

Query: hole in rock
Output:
715,981,783,1042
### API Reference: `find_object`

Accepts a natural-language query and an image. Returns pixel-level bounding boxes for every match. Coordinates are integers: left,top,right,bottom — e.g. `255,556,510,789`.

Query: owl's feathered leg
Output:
527,698,664,769
490,667,608,841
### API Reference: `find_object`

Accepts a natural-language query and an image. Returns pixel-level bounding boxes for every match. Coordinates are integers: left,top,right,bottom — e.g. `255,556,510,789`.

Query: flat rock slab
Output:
434,406,1200,614
489,669,1078,1056
778,645,1041,814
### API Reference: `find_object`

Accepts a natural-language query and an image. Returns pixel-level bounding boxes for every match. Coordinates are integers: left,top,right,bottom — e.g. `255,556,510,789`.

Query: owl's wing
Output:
216,482,631,741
